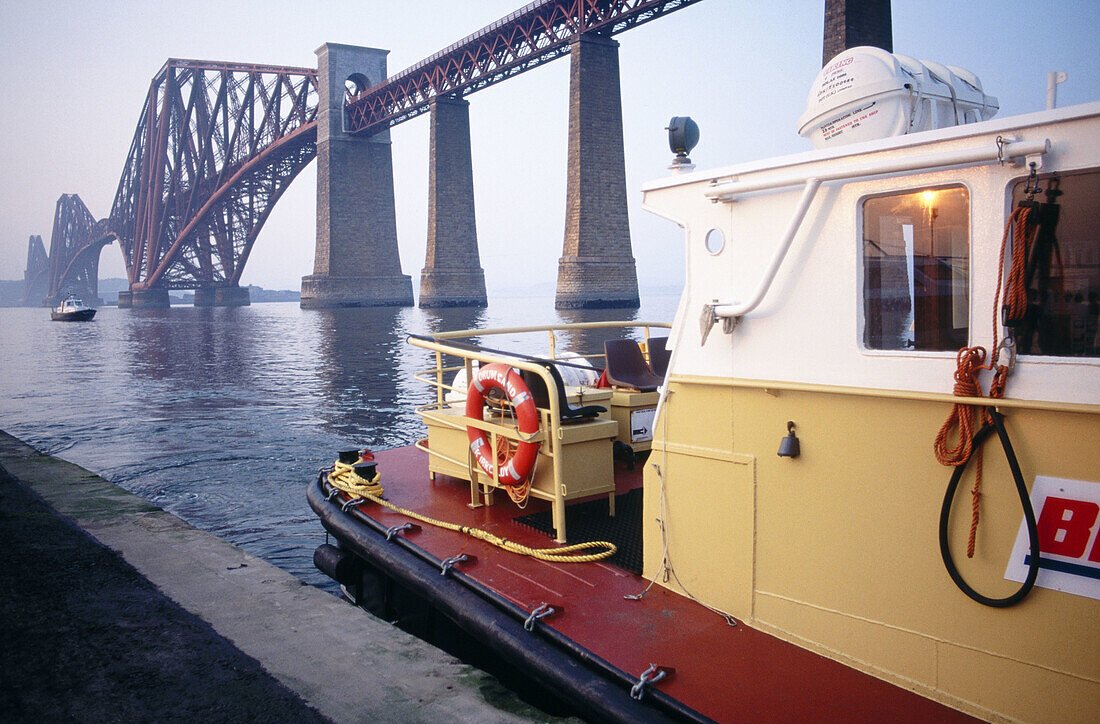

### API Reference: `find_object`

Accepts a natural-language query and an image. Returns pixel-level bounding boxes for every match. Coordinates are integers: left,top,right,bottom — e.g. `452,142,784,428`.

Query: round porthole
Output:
704,228,725,255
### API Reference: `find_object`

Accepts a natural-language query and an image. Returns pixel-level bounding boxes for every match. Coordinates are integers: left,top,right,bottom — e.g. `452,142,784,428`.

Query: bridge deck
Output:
345,0,706,134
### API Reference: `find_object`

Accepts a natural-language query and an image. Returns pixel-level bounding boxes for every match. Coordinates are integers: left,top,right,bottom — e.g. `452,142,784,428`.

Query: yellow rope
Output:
327,460,616,563
327,461,385,497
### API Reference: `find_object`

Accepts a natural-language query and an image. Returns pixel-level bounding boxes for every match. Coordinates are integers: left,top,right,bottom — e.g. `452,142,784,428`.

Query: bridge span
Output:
300,0,711,310
22,0,890,310
22,195,112,307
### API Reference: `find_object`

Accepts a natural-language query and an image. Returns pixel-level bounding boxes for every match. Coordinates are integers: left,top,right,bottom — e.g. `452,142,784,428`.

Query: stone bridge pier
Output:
304,32,641,311
555,33,639,309
301,43,414,309
416,32,641,310
418,95,487,308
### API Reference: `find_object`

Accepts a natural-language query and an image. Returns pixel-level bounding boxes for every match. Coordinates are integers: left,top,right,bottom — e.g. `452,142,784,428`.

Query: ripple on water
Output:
0,296,680,583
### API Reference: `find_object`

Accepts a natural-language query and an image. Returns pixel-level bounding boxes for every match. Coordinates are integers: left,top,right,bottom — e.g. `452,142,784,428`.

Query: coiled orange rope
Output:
934,346,991,557
997,206,1036,341
934,203,1037,557
934,346,988,465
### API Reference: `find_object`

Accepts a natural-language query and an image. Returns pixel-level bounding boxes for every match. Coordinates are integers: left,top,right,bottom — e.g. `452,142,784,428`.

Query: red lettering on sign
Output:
1037,496,1099,558
823,56,854,75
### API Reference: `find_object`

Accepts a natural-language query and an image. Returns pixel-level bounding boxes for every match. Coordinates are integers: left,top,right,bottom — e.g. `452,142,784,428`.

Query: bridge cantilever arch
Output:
22,235,48,306
112,59,320,308
22,0,707,309
21,194,113,307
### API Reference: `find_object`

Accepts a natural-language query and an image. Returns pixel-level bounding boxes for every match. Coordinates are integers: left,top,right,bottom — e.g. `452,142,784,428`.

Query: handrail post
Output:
544,362,568,543
435,350,444,409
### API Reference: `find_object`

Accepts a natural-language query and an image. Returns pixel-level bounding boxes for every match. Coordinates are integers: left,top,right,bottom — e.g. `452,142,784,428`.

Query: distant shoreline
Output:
1,279,682,307
1,279,301,307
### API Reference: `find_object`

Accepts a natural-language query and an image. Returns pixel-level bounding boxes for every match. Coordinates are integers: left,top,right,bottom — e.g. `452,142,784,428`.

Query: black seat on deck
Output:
604,339,664,392
520,363,605,424
646,336,671,378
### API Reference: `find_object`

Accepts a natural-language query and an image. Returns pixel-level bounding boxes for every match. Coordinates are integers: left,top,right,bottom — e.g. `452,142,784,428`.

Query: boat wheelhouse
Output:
635,101,1100,722
50,296,96,322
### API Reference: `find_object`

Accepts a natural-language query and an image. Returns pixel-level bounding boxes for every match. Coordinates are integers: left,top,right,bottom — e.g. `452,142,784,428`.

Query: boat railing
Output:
408,321,669,542
410,320,669,408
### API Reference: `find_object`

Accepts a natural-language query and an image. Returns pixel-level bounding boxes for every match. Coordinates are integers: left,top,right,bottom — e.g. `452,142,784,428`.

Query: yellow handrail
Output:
423,320,669,341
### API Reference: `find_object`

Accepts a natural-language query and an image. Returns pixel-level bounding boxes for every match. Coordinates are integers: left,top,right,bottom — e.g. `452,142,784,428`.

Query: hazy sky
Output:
1,1,1097,292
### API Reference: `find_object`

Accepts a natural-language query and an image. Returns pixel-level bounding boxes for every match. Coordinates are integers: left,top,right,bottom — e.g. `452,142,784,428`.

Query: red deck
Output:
365,445,973,722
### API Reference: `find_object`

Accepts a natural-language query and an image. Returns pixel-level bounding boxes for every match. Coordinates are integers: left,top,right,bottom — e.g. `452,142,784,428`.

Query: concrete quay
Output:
0,431,566,723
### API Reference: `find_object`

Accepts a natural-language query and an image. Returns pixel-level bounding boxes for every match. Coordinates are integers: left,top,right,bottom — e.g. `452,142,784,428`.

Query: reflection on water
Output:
421,305,488,337
554,306,646,363
0,293,677,587
313,307,419,445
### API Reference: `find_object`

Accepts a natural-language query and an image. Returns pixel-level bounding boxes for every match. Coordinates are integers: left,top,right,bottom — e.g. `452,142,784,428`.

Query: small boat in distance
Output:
50,296,96,322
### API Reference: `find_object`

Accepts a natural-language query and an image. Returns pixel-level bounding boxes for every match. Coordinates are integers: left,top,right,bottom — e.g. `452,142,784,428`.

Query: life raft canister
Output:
465,363,540,485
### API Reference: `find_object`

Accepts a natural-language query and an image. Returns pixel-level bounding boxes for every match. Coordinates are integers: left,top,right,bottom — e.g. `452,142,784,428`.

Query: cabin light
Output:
777,421,801,458
667,116,699,171
921,189,936,206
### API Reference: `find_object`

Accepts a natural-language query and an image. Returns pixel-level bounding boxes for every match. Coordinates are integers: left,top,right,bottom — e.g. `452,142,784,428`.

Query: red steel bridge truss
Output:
26,0,702,300
22,195,113,305
49,195,112,304
22,235,48,305
346,0,704,134
112,60,319,292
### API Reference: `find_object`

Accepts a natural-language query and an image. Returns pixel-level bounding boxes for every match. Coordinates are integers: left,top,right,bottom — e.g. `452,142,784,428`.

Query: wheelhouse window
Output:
862,185,970,351
1010,169,1100,357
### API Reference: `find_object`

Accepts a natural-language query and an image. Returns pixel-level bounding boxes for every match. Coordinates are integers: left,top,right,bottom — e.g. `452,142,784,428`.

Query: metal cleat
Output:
385,522,420,541
440,553,477,576
523,602,563,631
630,663,675,701
340,496,366,512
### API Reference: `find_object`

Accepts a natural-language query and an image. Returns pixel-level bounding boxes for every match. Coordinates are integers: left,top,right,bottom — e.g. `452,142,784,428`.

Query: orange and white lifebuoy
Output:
465,363,540,485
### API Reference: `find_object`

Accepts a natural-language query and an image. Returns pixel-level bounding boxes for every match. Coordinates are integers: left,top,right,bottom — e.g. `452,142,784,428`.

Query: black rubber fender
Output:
307,473,712,724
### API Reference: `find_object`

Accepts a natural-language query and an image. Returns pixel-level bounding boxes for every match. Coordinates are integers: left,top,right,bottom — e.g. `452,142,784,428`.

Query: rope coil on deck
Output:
326,459,617,563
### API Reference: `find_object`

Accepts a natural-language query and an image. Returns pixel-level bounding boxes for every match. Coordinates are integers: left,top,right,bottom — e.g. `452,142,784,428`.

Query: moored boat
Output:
50,296,96,322
310,47,1099,722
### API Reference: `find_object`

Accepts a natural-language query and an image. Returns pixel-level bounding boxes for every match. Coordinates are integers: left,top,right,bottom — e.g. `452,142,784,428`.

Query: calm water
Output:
0,292,678,587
